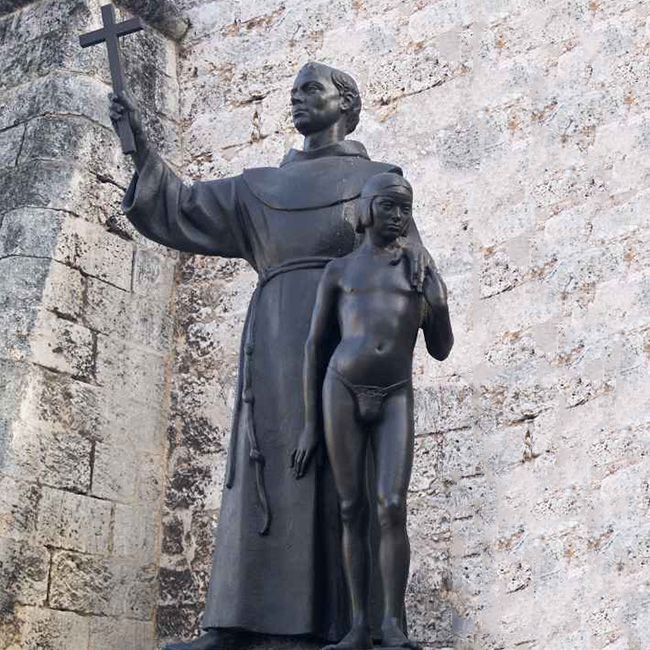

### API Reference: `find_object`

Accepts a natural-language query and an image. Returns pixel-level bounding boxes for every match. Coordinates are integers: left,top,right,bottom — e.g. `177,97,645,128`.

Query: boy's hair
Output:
356,173,413,233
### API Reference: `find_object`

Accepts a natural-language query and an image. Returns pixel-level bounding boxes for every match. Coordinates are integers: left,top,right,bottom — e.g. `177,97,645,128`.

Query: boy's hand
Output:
291,426,320,479
423,268,448,308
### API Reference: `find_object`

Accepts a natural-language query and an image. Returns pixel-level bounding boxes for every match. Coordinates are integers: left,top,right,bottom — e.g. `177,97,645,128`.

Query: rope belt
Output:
224,256,334,535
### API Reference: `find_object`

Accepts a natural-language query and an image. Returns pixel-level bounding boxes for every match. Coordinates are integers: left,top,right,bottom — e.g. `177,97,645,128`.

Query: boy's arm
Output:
422,269,454,361
292,262,340,479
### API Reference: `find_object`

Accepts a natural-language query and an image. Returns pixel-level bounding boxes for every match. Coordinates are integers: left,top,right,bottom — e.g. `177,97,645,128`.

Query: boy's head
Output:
357,173,413,242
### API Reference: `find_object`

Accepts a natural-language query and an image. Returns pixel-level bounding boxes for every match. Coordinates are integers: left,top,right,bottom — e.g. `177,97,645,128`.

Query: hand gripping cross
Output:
79,4,144,154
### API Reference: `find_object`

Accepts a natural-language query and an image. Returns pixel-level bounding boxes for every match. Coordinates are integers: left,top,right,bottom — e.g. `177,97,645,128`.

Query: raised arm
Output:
422,269,454,360
292,261,341,479
109,92,253,262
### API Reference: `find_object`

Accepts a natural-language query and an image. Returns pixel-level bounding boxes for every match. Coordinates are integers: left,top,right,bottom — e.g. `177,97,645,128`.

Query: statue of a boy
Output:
292,173,454,650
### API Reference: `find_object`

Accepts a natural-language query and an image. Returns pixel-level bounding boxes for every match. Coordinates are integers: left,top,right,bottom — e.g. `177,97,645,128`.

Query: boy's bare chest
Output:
340,257,413,296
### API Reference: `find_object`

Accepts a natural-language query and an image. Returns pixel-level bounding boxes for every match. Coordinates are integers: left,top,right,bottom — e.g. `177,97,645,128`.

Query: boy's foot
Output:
163,629,220,650
322,625,373,650
380,620,421,650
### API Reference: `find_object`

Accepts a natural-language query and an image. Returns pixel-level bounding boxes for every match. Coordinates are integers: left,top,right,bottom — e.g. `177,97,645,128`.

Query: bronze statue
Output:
109,63,439,649
294,173,453,650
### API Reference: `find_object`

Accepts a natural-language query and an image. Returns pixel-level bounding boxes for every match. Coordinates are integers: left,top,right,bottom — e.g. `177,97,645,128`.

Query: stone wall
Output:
0,1,181,647
3,0,650,649
161,0,650,648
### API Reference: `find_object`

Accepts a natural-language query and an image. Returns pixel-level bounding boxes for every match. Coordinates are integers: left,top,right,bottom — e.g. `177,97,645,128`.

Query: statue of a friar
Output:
109,62,437,650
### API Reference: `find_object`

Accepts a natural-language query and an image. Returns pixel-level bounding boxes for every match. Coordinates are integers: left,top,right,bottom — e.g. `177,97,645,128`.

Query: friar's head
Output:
291,62,362,137
357,172,413,242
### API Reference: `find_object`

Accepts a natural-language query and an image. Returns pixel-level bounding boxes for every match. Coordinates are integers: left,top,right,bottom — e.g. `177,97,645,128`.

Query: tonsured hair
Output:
330,68,362,135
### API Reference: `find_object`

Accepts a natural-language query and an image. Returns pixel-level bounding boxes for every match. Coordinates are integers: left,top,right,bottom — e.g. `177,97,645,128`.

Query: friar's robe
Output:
123,140,409,641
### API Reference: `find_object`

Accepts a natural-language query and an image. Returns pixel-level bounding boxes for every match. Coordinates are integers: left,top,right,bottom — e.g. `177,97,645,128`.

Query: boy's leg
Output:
322,371,372,649
372,386,419,649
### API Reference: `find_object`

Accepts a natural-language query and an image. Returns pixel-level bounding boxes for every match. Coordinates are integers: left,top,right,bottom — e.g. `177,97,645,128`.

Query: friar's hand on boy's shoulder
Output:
400,240,437,293
423,267,448,309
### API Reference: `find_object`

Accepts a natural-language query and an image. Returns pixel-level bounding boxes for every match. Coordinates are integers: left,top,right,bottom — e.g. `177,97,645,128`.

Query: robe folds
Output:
123,140,404,642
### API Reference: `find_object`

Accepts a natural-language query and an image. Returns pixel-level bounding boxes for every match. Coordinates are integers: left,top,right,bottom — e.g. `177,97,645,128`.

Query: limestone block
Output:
112,503,158,559
184,0,238,43
409,492,450,547
36,487,112,554
56,216,134,291
135,451,165,504
479,243,526,299
0,0,108,91
0,313,42,365
156,603,203,644
49,550,157,618
3,420,92,493
19,116,130,187
82,276,173,353
123,31,181,119
448,476,490,521
95,334,167,405
97,393,166,450
185,104,258,153
0,161,122,225
414,378,473,434
115,0,189,41
442,427,483,482
410,433,443,494
43,261,85,321
0,476,41,540
132,246,177,299
164,460,212,510
0,73,111,132
0,256,52,312
406,551,454,645
0,539,49,608
7,605,90,650
29,311,95,381
0,208,133,291
0,123,23,168
88,616,155,650
0,0,34,16
91,442,138,502
92,446,162,507
161,514,184,555
159,565,197,605
408,0,473,43
17,364,102,440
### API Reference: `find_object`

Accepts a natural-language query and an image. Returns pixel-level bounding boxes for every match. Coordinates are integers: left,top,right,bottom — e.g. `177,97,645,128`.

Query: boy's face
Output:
369,187,413,243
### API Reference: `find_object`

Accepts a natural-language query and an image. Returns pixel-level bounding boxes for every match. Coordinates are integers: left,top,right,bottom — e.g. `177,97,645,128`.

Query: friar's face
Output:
368,187,413,243
291,64,345,136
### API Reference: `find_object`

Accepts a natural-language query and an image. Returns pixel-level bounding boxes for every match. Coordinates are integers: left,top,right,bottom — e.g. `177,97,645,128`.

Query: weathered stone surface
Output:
82,275,173,353
3,419,92,493
0,476,41,540
29,310,95,380
49,550,157,618
115,0,190,41
0,0,108,91
0,539,49,608
94,334,167,404
91,441,138,502
36,486,112,554
88,616,155,650
0,123,23,168
5,606,90,650
3,0,650,648
112,502,158,559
